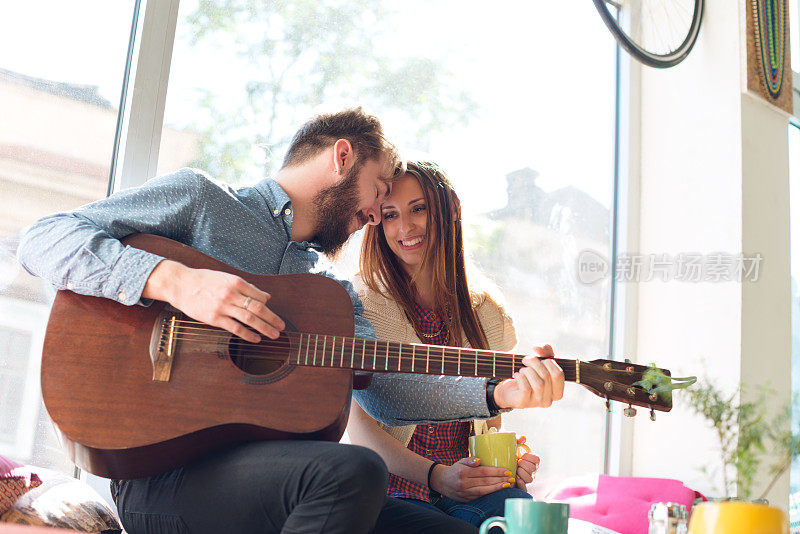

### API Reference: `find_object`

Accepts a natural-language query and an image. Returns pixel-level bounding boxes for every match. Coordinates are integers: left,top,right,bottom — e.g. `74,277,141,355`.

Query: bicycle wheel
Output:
592,0,704,68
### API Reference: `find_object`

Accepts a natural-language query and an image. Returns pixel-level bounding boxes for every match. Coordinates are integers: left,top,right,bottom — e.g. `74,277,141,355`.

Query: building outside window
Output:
0,2,188,473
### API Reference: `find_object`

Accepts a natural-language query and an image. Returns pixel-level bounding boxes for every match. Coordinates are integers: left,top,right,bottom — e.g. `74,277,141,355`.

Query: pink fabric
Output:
0,455,42,515
546,474,700,534
0,456,24,476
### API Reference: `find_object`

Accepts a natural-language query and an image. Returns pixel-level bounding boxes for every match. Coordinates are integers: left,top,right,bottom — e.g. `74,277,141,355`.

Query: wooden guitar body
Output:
41,234,355,479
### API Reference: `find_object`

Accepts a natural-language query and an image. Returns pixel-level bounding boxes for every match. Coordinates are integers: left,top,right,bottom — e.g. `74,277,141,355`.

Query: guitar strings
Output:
163,327,641,382
171,316,568,369
165,327,556,368
168,321,529,362
159,320,659,392
168,319,589,369
166,332,640,388
167,336,534,369
157,328,655,396
169,318,641,375
156,335,651,396
168,319,558,365
164,321,626,374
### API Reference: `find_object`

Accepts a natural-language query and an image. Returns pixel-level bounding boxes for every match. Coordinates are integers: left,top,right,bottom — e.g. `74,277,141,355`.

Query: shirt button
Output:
273,208,280,216
428,426,435,434
425,449,431,456
284,208,292,216
118,292,127,302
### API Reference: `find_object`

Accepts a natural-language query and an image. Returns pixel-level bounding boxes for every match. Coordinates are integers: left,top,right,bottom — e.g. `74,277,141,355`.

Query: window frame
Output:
602,6,636,477
109,0,179,193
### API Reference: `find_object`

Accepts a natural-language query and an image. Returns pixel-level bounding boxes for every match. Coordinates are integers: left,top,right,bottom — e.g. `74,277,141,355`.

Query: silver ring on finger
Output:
243,296,253,310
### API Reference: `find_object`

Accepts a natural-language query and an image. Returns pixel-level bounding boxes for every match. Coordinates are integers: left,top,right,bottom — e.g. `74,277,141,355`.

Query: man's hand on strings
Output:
143,260,285,343
493,345,565,409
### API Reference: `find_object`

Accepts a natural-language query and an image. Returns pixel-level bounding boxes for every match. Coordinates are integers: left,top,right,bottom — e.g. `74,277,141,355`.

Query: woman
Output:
348,161,539,528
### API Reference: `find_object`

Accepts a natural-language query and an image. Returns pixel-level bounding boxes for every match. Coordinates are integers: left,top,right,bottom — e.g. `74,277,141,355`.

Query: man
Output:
18,108,564,533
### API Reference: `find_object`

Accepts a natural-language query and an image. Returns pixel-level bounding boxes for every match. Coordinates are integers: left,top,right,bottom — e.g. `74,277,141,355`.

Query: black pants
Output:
112,441,476,534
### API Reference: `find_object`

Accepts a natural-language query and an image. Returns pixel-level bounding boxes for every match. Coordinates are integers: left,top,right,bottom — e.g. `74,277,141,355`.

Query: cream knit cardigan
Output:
353,275,517,447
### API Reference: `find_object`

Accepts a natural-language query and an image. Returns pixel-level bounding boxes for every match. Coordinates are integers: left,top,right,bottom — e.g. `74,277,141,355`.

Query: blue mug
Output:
479,499,569,534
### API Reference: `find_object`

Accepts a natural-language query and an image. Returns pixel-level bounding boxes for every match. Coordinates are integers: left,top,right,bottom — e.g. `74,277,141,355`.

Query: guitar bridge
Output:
149,307,179,382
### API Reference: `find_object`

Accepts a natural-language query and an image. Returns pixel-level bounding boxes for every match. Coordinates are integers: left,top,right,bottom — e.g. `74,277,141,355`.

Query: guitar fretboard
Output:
292,333,577,381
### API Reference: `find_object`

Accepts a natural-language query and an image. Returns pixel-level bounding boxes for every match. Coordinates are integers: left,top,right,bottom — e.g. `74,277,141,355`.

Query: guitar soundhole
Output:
229,332,291,375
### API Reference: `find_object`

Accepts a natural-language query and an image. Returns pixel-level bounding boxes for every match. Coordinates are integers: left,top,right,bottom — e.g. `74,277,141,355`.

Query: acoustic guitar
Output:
41,234,674,479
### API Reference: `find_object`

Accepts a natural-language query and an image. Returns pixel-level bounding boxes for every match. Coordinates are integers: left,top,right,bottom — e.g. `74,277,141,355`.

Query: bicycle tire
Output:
592,0,704,69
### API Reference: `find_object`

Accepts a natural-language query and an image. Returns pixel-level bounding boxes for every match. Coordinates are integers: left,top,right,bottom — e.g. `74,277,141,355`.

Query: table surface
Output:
569,518,622,534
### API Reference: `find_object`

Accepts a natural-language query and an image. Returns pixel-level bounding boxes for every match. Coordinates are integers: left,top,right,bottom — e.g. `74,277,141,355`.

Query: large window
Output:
0,0,621,493
0,2,136,472
157,0,619,488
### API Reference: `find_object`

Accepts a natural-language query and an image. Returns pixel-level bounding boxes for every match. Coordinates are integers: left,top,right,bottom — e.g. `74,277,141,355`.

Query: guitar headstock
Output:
579,359,673,414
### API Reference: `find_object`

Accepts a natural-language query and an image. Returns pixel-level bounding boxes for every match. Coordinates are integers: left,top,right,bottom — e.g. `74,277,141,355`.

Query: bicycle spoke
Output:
660,0,683,53
674,0,693,20
644,1,668,55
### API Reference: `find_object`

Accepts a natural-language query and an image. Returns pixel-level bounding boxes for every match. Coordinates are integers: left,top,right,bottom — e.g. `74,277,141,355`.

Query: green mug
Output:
468,432,531,473
479,499,570,534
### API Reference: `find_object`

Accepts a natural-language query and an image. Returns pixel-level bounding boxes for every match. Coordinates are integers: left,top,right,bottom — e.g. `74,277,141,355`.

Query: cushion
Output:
0,456,41,515
546,474,700,534
0,467,121,533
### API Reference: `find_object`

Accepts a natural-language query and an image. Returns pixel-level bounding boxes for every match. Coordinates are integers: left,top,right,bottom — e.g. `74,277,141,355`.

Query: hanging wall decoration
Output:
747,0,793,113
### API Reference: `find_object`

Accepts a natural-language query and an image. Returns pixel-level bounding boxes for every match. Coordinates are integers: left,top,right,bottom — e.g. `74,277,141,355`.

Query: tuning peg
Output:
605,397,611,412
624,358,632,364
623,405,637,417
650,408,656,421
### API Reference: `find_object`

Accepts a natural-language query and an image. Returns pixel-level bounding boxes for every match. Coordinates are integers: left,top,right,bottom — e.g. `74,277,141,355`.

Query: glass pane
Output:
160,0,617,490
0,1,135,473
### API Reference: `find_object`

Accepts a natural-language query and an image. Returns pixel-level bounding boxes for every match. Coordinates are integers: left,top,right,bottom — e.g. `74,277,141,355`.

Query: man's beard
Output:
311,165,366,256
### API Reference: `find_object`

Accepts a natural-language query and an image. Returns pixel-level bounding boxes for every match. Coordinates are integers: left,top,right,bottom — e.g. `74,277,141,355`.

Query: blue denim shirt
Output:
17,168,491,424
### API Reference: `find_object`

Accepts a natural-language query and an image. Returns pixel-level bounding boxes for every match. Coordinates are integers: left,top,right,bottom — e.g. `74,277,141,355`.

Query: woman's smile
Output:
399,236,425,249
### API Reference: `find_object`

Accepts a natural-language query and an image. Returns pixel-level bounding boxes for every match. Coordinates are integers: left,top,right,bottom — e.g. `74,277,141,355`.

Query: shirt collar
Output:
254,178,292,217
254,178,325,251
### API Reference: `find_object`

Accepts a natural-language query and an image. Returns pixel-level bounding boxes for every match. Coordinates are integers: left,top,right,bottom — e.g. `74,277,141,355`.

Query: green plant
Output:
685,380,799,500
759,399,800,499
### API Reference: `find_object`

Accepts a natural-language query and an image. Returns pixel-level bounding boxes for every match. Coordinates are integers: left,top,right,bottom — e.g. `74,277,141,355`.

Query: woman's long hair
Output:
360,161,489,350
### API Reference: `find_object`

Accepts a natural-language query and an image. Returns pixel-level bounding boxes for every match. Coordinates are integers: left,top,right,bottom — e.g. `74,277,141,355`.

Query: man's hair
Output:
282,107,400,175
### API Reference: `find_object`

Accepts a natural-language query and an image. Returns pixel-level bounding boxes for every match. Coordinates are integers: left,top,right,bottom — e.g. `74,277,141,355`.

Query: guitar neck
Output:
291,333,576,382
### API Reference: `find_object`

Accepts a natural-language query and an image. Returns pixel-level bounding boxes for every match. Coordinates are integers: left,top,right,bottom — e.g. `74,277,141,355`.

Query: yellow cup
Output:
468,432,531,473
688,502,788,534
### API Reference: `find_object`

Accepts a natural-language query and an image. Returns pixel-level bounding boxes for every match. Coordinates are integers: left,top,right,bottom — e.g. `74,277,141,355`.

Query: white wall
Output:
740,91,791,505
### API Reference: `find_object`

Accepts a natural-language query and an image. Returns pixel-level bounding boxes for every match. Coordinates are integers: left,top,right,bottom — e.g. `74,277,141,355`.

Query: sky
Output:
0,1,618,216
